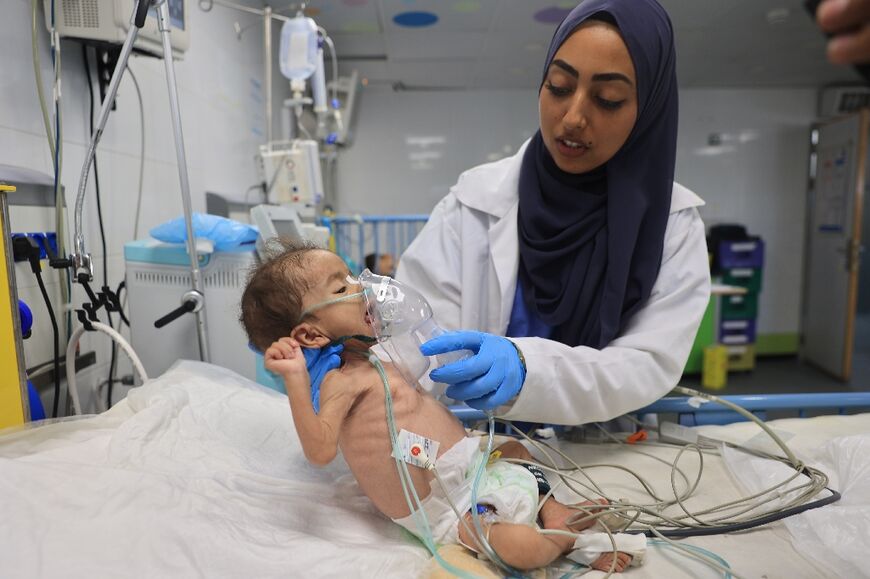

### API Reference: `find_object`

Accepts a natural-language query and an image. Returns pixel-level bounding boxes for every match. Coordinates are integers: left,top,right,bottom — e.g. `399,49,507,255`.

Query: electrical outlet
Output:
10,233,28,262
28,233,48,259
44,232,58,258
11,232,58,260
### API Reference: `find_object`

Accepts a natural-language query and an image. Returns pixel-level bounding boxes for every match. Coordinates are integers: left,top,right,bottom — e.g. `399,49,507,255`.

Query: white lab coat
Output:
396,141,711,425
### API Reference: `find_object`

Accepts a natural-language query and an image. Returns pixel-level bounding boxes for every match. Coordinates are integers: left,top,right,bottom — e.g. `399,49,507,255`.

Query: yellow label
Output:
0,206,26,427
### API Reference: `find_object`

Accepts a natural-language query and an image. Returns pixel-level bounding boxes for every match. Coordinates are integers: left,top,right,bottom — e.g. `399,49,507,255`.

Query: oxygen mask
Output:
357,269,468,394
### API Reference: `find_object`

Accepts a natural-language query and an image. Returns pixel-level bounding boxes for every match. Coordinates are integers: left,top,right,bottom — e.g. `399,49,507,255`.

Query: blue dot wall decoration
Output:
393,11,439,27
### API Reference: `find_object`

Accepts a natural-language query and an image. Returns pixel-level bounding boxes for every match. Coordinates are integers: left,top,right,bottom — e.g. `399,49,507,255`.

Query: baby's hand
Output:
264,338,308,379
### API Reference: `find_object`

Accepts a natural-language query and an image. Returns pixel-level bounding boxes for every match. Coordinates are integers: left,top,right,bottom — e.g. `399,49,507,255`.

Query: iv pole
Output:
72,0,210,362
198,0,299,144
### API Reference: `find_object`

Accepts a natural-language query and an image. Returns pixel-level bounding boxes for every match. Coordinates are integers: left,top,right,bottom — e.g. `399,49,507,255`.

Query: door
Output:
803,110,867,381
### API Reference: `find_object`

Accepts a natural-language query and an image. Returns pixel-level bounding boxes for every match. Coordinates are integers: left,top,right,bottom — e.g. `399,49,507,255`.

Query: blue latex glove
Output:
421,331,526,411
303,343,344,413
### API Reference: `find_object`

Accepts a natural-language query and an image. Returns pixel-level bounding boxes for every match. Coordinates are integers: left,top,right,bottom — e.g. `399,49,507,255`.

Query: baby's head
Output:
240,239,375,353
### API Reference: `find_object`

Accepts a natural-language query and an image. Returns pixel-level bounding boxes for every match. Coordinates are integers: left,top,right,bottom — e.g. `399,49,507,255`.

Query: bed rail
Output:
319,214,429,274
449,391,870,427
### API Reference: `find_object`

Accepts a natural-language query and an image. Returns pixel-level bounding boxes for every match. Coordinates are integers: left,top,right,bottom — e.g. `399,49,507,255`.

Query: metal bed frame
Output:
319,214,429,274
449,391,870,427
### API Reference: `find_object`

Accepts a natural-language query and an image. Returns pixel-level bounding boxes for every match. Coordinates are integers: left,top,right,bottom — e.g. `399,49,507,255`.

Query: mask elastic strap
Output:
298,290,365,322
330,334,378,346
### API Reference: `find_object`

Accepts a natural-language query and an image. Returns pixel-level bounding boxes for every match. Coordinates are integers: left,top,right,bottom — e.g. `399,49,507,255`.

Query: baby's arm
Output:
265,338,360,466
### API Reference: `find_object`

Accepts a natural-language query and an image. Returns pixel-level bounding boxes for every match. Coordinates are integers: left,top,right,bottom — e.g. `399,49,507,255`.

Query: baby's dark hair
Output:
240,238,322,352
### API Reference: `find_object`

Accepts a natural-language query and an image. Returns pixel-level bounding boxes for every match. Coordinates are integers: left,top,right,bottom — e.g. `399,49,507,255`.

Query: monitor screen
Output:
272,219,302,238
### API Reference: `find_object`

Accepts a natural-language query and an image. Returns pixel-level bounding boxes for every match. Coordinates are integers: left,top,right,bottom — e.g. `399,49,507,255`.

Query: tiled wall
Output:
3,0,283,412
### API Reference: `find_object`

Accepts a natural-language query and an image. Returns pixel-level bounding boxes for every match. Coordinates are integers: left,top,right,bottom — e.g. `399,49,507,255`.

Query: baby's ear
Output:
291,323,331,349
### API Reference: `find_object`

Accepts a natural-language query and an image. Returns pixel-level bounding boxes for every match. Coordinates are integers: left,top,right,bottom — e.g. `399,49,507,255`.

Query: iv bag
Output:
279,16,319,81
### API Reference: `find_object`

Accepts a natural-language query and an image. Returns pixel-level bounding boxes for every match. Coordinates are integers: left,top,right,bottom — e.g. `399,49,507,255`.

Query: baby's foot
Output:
541,498,609,532
591,551,632,573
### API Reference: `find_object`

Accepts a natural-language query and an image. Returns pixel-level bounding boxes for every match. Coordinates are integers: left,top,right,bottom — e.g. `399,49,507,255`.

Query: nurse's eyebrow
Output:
550,59,579,78
591,72,633,85
549,61,633,86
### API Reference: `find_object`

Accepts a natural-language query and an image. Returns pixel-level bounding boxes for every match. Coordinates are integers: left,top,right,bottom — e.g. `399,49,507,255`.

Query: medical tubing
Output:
66,322,148,415
32,0,55,155
468,416,526,576
366,357,834,569
592,423,695,498
127,66,146,240
537,518,620,579
523,448,829,535
33,271,61,419
497,418,834,539
299,290,365,321
601,431,812,524
665,453,807,524
641,485,841,538
52,8,65,273
429,467,492,557
366,344,508,575
366,354,478,579
73,11,141,267
317,29,339,106
673,386,799,465
647,534,740,579
83,45,119,408
40,0,72,343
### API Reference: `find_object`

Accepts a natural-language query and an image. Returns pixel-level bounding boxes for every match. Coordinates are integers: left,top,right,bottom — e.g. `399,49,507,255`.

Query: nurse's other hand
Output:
817,0,870,64
421,331,526,411
303,343,343,413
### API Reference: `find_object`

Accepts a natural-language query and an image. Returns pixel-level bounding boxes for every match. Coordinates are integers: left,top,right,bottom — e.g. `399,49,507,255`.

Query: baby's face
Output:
299,251,375,342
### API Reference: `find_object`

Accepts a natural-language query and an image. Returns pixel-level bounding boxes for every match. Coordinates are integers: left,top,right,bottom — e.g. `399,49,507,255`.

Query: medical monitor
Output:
45,0,190,58
250,204,303,259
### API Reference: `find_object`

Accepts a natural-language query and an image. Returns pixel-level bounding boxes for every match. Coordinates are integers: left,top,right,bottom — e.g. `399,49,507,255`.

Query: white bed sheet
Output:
0,361,867,578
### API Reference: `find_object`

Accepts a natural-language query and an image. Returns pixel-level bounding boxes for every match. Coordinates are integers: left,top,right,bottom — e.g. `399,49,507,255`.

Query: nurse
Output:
396,0,711,425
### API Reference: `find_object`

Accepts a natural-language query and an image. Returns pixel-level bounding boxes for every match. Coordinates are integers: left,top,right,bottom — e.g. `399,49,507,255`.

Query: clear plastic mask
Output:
357,269,467,395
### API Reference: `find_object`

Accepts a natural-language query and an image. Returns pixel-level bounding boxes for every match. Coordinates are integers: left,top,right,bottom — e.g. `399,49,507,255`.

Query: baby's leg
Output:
457,512,573,571
540,497,610,532
492,439,531,461
494,441,607,533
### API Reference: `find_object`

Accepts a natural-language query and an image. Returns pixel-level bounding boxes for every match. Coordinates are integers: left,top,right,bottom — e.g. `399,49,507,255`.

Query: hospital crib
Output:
319,214,429,273
449,392,870,427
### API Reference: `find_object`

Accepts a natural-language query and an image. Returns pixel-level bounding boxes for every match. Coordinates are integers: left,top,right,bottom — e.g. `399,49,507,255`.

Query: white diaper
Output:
392,436,540,546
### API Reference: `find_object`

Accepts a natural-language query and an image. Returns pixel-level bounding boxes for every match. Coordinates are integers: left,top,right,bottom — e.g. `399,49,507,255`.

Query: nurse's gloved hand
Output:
421,331,526,411
303,343,344,413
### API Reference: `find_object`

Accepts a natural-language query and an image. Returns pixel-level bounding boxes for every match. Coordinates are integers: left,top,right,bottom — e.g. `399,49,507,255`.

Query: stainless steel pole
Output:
72,5,143,281
265,4,273,143
155,0,210,362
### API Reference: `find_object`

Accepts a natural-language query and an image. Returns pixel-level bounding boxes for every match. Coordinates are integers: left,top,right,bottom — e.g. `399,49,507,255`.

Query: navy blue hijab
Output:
517,0,678,349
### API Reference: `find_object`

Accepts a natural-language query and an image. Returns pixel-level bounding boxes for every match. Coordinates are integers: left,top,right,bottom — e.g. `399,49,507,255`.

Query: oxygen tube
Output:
365,353,524,578
314,272,522,575
336,269,522,577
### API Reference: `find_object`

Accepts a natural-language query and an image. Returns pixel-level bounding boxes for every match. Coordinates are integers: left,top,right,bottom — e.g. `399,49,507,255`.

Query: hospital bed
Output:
1,359,869,579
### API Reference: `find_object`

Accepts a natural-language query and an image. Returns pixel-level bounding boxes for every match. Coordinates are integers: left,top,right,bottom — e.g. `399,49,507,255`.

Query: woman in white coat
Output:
396,0,711,425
